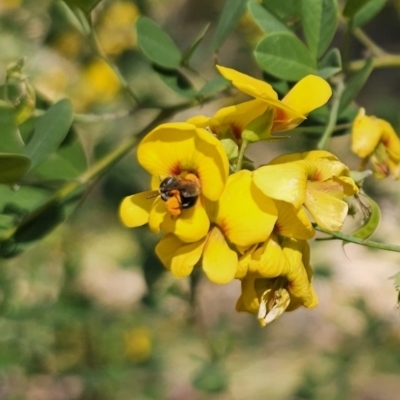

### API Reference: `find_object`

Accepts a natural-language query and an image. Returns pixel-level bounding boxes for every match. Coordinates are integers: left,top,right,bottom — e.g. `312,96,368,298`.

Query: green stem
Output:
85,14,140,106
352,27,387,57
291,123,351,134
315,226,400,253
235,139,249,172
317,78,345,150
350,54,400,71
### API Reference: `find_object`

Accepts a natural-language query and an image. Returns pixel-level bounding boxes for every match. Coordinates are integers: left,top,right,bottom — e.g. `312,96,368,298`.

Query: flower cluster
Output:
120,66,359,326
351,108,400,179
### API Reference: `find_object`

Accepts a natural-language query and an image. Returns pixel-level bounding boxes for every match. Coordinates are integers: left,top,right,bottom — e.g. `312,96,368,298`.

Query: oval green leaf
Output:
247,1,293,34
182,23,210,66
197,77,230,97
154,67,196,98
317,47,342,78
254,32,316,81
343,0,370,19
24,99,74,170
136,17,182,69
0,153,31,184
352,0,386,28
300,0,338,59
262,0,298,24
212,0,247,51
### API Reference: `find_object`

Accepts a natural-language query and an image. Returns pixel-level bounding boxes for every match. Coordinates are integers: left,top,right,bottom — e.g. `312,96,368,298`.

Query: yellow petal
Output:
216,170,277,247
269,150,338,164
155,234,206,277
188,100,269,139
351,108,382,158
380,119,400,161
138,122,228,201
202,226,238,284
236,244,257,279
216,65,279,101
249,232,287,277
305,181,348,231
274,200,315,240
282,238,317,308
239,277,260,314
253,162,308,208
282,75,332,116
159,197,210,242
119,191,156,227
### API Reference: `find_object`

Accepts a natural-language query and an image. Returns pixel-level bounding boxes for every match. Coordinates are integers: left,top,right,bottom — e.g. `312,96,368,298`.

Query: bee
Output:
149,174,201,217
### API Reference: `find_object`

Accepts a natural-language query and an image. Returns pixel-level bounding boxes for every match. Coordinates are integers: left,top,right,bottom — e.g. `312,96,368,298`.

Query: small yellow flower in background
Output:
216,65,332,133
253,150,359,231
352,108,400,179
124,327,153,363
119,123,229,243
69,59,121,111
236,238,318,326
155,170,278,284
96,1,140,57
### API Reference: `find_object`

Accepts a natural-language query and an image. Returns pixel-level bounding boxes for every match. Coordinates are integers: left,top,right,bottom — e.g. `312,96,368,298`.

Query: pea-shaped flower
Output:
352,108,400,179
119,123,229,242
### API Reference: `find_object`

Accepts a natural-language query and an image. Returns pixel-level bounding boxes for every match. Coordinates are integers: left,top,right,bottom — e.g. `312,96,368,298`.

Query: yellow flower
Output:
352,108,400,179
236,238,318,326
119,123,229,243
124,327,152,363
253,151,359,231
155,170,278,284
215,65,332,132
96,1,140,56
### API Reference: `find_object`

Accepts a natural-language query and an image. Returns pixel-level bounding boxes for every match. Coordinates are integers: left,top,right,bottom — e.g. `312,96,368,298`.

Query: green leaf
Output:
339,58,373,113
33,135,87,180
254,32,316,81
182,23,210,66
300,0,338,59
197,77,230,97
136,17,182,69
352,0,386,28
23,99,74,170
247,1,293,34
14,202,65,243
154,67,196,98
317,48,342,78
0,101,24,153
212,0,248,51
343,0,370,19
62,0,101,14
262,0,298,24
0,153,31,184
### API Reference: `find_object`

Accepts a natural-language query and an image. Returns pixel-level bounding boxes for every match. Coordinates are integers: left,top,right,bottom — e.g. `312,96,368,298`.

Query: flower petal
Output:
269,150,338,164
238,277,260,314
253,162,308,208
282,75,332,116
202,226,238,284
305,181,348,231
282,238,318,308
248,232,286,277
138,122,228,201
351,108,382,158
274,200,315,240
155,234,206,277
216,170,277,247
188,99,269,139
159,197,210,242
217,65,278,101
119,191,156,227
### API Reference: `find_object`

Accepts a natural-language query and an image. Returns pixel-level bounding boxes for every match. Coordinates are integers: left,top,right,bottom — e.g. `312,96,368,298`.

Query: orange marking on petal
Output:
169,163,182,175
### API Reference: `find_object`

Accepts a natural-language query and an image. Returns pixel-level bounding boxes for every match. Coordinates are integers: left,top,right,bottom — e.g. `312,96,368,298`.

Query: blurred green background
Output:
1,0,400,399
